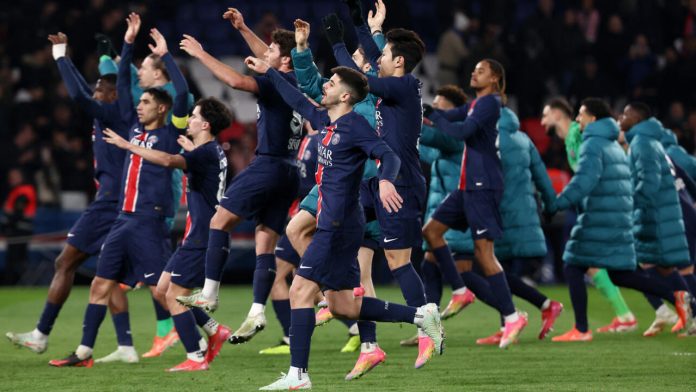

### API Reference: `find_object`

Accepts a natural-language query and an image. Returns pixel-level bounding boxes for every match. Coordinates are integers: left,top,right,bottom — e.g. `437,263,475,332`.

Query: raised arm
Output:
291,19,326,102
245,57,328,129
149,28,188,125
180,34,259,94
117,13,140,124
420,122,464,154
428,110,480,141
103,128,187,169
223,8,269,58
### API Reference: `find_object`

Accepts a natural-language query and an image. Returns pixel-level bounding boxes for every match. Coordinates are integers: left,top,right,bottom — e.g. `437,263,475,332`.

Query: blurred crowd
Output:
1,0,696,246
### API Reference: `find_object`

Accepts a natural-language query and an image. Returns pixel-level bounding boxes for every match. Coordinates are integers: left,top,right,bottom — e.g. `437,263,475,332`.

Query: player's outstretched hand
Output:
223,8,246,30
294,19,310,49
124,12,141,44
367,0,386,32
148,28,168,56
48,32,68,45
244,56,270,74
379,180,403,213
180,34,204,58
103,128,130,150
177,135,195,152
322,13,344,46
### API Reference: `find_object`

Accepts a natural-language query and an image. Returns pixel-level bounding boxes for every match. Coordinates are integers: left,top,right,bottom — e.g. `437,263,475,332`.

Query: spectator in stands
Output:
1,168,36,284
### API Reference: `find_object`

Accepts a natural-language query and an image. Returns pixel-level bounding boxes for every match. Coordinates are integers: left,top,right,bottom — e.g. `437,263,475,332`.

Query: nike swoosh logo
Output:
476,229,488,235
67,233,75,237
222,196,229,199
299,265,312,269
290,382,310,390
144,273,155,278
171,273,182,277
383,237,399,243
275,247,284,252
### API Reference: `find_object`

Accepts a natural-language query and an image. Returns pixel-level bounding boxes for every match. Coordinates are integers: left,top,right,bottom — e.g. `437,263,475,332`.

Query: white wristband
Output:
52,43,66,60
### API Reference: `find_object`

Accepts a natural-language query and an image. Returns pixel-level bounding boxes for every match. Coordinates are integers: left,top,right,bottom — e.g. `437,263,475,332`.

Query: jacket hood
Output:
497,107,519,134
583,117,619,141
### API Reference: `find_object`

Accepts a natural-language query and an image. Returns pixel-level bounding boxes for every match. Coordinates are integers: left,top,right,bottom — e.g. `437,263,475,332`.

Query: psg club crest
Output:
147,135,159,144
331,133,341,145
303,149,312,160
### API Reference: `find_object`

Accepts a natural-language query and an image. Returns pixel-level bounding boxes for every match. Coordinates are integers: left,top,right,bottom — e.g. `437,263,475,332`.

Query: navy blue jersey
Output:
296,133,319,199
117,43,189,218
430,94,503,191
253,72,303,158
181,141,227,248
368,74,425,189
264,69,400,232
56,57,130,202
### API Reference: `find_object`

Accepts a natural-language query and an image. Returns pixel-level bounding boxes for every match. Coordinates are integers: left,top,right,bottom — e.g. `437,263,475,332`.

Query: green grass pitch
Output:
1,285,695,391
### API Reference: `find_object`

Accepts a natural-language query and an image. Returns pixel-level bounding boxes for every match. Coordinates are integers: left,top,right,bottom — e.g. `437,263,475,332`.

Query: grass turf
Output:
1,285,695,391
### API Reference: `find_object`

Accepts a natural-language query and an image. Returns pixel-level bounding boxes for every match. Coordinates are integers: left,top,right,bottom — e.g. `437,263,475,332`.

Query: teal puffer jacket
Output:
555,118,636,269
661,128,696,181
495,108,556,260
627,118,689,266
420,123,474,255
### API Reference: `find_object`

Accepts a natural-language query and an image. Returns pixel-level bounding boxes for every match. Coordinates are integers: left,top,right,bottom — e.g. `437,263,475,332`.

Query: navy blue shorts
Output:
432,189,503,240
295,228,362,291
360,177,425,250
275,234,301,267
66,201,119,255
219,155,299,235
96,214,172,286
164,246,205,289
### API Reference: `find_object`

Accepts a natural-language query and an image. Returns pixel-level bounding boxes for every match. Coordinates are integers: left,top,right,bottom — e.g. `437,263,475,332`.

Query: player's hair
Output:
145,54,170,81
331,66,368,105
628,102,652,121
195,97,233,136
142,87,173,110
271,29,295,67
435,85,468,107
581,97,612,119
546,96,573,118
483,58,507,104
385,28,425,73
98,73,117,88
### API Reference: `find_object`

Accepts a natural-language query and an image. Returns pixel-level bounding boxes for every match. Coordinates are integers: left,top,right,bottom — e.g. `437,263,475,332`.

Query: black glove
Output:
422,103,434,119
322,13,344,46
95,33,117,58
342,0,365,26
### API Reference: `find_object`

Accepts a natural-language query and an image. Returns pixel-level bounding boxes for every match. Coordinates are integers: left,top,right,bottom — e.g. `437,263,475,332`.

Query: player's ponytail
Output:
484,58,507,105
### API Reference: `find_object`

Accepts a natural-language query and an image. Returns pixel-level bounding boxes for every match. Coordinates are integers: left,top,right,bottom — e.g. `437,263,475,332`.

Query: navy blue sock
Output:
358,321,376,343
608,270,675,303
461,271,498,309
506,274,547,309
272,299,291,337
252,254,276,304
421,260,443,306
36,301,62,335
80,303,107,348
485,272,516,317
111,312,133,346
205,229,230,281
565,264,589,333
152,297,170,321
643,268,667,310
190,307,211,327
682,273,696,313
391,263,426,307
432,245,465,290
172,312,202,353
666,270,689,291
359,297,417,323
290,308,315,370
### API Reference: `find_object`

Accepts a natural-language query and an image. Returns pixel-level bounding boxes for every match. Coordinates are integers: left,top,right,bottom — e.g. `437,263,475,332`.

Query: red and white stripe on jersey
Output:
457,99,477,190
182,212,192,244
315,125,336,219
296,136,311,160
122,132,148,212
